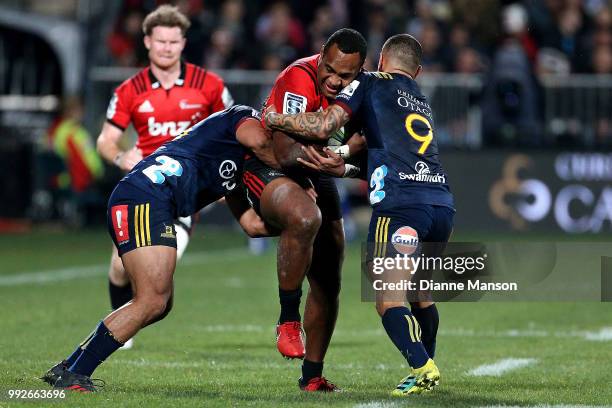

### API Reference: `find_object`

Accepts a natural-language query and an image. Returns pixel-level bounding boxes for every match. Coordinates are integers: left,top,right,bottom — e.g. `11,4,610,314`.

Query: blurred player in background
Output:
97,4,233,349
266,34,455,395
243,28,367,391
42,105,276,392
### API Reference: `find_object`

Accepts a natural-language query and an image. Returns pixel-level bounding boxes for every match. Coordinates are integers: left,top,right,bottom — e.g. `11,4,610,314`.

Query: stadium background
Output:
0,0,611,406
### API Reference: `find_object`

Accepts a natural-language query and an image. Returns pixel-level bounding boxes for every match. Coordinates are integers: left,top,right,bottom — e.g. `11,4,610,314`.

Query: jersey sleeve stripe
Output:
197,68,208,89
294,65,319,96
138,72,148,92
106,118,126,131
295,62,317,78
192,67,202,88
128,77,139,94
131,73,142,94
191,67,202,88
188,67,195,87
133,72,146,94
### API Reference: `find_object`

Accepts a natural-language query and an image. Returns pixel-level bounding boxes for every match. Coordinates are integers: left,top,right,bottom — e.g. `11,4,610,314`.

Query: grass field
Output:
0,227,611,407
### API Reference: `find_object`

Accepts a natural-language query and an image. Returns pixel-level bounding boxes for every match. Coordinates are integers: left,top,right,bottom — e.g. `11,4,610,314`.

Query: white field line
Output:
583,327,612,341
353,403,401,408
354,404,611,408
176,325,612,343
353,403,610,408
467,358,537,377
436,327,612,342
113,358,400,372
0,248,250,287
479,405,610,408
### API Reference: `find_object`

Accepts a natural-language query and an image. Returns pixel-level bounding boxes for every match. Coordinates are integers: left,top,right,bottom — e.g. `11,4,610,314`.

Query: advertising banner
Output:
444,151,612,234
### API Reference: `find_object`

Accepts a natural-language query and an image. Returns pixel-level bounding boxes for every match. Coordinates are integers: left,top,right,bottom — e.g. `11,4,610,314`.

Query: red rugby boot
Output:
299,376,340,392
276,321,305,359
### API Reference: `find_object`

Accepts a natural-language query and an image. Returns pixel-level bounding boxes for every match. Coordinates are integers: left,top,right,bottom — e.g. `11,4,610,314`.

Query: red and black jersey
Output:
264,55,328,116
106,62,233,157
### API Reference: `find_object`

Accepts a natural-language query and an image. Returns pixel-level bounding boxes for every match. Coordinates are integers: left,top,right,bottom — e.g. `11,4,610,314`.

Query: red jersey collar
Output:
148,61,186,89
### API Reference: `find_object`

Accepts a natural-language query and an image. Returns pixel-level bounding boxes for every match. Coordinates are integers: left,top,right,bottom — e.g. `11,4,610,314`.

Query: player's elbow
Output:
239,210,276,238
96,133,107,154
241,219,262,237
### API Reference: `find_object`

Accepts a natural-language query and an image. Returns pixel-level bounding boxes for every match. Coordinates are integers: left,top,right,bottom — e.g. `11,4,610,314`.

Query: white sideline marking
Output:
171,325,612,343
438,327,612,342
353,403,401,408
0,265,106,286
584,327,612,341
114,358,399,372
0,248,249,287
480,405,609,408
195,324,265,333
468,358,537,377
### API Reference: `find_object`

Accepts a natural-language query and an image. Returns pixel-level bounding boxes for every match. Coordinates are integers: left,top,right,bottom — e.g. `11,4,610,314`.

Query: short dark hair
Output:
142,5,191,36
382,34,422,72
323,28,367,64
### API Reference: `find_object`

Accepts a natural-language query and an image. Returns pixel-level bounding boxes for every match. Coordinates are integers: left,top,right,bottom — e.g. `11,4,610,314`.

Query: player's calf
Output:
378,301,431,371
257,178,322,359
410,302,439,358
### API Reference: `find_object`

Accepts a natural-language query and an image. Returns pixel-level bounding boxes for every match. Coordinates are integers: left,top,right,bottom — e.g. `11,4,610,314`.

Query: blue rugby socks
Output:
381,306,429,369
411,303,439,358
68,321,123,377
65,346,83,367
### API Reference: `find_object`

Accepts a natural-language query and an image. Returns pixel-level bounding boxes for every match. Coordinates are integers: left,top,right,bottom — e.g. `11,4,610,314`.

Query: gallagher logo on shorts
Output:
111,205,129,245
391,226,419,255
283,92,307,114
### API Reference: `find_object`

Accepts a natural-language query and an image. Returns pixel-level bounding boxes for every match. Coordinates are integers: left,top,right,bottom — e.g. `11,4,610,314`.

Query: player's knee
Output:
376,301,405,317
287,207,322,238
329,219,346,254
142,293,173,322
309,273,341,301
154,296,174,322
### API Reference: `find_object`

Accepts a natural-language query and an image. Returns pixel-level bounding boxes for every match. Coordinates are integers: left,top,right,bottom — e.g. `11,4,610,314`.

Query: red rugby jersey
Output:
264,55,328,115
106,62,233,157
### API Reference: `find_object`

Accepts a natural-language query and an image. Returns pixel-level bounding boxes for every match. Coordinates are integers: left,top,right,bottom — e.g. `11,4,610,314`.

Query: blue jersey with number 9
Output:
120,104,259,217
334,71,454,211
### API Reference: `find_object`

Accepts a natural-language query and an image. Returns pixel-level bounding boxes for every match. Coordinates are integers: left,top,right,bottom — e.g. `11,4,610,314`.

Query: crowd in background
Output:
107,0,612,76
103,0,612,148
5,0,612,225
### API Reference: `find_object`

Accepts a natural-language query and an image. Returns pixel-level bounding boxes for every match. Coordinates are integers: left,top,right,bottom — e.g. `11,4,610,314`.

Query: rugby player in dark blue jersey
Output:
41,105,279,392
265,34,455,395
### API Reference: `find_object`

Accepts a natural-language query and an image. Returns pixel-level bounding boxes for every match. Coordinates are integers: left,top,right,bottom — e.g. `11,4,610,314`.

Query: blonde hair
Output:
142,5,191,36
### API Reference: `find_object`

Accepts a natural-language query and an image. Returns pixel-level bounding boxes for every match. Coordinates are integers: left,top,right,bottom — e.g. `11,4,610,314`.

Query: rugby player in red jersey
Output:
242,28,367,391
96,5,233,349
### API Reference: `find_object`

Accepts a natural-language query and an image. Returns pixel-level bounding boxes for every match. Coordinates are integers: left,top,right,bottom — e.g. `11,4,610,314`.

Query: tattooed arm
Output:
265,104,350,141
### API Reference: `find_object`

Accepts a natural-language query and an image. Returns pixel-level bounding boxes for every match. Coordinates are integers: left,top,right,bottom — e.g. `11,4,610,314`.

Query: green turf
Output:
0,228,610,407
